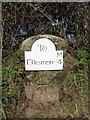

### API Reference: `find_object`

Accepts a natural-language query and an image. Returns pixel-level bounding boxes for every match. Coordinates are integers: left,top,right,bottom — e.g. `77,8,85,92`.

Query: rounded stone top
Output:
20,34,76,82
20,34,68,53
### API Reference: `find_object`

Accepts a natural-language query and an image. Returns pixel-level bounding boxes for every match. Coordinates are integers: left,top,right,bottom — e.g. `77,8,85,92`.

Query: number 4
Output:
57,59,62,64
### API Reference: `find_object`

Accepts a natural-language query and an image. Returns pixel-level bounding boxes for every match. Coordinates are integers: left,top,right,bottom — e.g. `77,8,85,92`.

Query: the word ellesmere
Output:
27,59,55,65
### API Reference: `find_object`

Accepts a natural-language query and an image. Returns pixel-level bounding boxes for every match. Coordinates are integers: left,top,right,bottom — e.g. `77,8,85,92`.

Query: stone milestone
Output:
20,34,76,118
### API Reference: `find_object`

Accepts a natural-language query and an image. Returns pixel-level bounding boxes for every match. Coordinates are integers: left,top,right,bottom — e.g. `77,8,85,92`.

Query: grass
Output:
0,106,7,119
2,41,89,118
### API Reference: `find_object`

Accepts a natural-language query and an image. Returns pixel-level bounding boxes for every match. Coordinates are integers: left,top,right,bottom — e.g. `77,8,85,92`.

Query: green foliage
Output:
0,107,7,119
2,51,24,81
0,65,2,76
2,79,9,88
65,102,75,111
6,91,17,99
14,51,25,62
76,50,89,65
75,35,89,50
78,58,87,65
75,35,89,66
76,50,88,60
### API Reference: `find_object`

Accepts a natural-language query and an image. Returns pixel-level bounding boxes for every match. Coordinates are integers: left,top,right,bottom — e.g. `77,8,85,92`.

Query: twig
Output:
29,3,54,24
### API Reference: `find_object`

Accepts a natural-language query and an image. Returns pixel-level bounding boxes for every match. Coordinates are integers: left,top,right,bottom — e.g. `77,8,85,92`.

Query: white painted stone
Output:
25,38,63,71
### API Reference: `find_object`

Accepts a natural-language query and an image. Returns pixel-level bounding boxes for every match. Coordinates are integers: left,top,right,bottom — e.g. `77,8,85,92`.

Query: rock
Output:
20,34,76,82
20,34,76,118
24,83,59,107
20,34,68,54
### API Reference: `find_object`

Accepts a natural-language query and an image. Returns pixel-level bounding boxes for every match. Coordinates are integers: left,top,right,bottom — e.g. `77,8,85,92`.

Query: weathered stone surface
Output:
24,83,59,107
20,34,76,118
20,34,76,81
20,34,67,52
